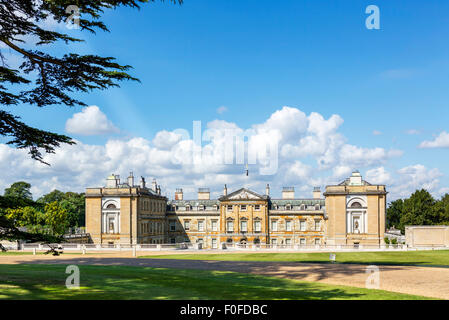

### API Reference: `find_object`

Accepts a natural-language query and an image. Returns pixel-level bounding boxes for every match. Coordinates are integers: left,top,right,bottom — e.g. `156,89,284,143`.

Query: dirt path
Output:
1,253,448,299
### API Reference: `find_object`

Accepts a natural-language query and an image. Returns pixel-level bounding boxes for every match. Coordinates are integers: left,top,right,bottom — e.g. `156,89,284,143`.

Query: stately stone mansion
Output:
85,171,387,248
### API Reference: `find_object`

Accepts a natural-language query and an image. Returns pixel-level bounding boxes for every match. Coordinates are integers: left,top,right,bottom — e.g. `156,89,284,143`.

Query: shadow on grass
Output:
0,264,376,300
9,256,437,286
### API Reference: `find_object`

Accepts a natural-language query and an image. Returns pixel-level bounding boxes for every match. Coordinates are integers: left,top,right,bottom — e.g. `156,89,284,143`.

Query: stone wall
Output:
406,226,449,248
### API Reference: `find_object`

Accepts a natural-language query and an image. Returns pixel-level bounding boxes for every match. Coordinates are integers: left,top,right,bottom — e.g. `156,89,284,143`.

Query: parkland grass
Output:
141,250,449,267
0,264,431,300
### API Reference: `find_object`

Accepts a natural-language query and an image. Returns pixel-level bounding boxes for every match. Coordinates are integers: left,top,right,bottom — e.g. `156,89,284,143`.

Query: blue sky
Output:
2,0,449,200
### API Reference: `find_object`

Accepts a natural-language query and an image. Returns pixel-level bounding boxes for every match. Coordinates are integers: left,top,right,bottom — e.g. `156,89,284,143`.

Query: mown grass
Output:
0,251,34,255
0,264,432,300
141,250,449,267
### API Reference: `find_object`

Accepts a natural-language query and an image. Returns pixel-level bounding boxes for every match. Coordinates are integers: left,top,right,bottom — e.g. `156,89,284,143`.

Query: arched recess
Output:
347,197,367,208
102,199,120,234
346,197,367,234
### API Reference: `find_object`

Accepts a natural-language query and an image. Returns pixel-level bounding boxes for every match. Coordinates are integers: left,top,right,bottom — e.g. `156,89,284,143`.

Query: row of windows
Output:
169,220,219,232
173,205,219,211
142,199,164,212
169,238,321,247
271,204,321,211
169,219,322,233
271,238,321,245
226,204,262,211
139,221,164,234
271,219,321,232
226,219,322,233
170,204,322,212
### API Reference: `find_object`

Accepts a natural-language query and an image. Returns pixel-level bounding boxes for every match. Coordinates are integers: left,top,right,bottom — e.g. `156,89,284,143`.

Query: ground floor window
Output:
271,238,277,245
300,238,306,246
315,238,321,245
212,238,218,249
285,238,292,246
170,238,176,244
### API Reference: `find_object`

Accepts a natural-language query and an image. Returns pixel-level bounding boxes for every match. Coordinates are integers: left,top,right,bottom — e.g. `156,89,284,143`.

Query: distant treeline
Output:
0,181,85,237
387,189,449,232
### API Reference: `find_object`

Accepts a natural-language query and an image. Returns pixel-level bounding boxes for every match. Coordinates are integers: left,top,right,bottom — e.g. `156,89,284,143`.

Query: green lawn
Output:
0,251,34,255
141,250,449,267
0,264,431,300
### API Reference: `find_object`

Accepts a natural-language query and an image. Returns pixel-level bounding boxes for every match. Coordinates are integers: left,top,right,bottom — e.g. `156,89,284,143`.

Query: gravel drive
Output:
1,252,448,299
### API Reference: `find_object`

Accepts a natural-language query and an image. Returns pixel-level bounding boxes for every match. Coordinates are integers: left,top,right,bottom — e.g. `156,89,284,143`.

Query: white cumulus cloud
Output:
65,105,119,136
419,131,449,149
0,105,427,200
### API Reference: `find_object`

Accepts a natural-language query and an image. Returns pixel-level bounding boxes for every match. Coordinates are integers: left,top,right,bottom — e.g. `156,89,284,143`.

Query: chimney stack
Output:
282,187,295,199
127,172,134,187
313,187,321,199
152,179,157,192
175,188,183,200
106,174,118,188
198,188,210,200
266,184,270,196
223,184,228,196
140,176,146,188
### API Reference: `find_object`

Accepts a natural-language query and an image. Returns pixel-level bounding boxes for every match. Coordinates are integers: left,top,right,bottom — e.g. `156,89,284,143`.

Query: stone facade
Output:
324,171,387,246
406,226,449,248
85,171,387,248
86,173,167,245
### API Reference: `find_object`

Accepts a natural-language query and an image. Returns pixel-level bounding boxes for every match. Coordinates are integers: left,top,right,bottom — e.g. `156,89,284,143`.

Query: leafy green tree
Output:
386,199,403,230
0,194,37,209
38,190,85,228
37,190,65,204
5,206,43,226
44,201,68,235
0,212,60,243
400,189,437,231
439,194,449,224
4,181,33,200
62,192,85,227
0,0,181,163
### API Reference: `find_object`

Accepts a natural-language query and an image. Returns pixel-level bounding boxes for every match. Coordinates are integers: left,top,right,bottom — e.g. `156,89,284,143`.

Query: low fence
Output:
15,242,448,253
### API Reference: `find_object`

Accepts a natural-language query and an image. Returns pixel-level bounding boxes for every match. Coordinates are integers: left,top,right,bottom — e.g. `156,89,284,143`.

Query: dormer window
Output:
286,204,292,211
315,204,321,210
185,205,191,211
300,204,306,211
198,205,205,211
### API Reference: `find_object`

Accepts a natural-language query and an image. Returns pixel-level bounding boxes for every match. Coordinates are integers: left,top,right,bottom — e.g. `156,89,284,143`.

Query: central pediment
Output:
219,188,267,201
